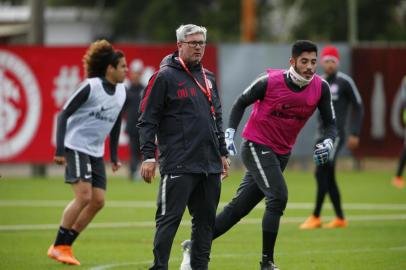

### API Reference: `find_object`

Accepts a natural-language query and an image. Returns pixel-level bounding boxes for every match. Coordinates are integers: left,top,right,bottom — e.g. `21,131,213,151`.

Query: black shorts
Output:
64,148,107,190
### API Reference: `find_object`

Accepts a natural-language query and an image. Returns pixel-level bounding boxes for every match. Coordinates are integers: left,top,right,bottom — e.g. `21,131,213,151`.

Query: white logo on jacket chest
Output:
330,83,339,100
206,79,213,89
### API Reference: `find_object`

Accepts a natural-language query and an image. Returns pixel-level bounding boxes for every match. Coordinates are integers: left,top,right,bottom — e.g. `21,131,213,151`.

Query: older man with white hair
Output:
138,24,229,270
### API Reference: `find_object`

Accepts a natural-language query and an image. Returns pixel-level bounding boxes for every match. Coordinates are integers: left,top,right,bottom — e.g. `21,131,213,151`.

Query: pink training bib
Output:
242,68,322,154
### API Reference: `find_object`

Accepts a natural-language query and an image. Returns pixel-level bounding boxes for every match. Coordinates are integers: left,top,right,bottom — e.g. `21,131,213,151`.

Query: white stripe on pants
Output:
74,151,80,178
248,142,270,188
161,175,168,215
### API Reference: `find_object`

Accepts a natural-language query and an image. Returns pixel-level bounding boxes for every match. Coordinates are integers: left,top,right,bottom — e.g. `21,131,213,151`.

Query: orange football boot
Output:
323,217,348,228
299,215,322,229
392,176,405,189
47,245,81,265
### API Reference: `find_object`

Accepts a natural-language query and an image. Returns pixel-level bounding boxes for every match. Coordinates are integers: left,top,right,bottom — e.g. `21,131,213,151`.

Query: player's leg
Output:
149,174,197,270
393,146,406,188
71,187,105,231
314,163,329,218
300,164,328,229
129,134,140,180
180,171,263,270
187,173,221,270
324,138,347,228
214,171,264,239
60,181,93,229
242,141,289,269
133,131,142,179
71,155,107,233
48,148,92,265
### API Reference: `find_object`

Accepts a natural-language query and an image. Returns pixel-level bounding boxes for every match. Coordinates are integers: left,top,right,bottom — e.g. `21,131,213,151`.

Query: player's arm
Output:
313,81,337,166
317,81,337,141
211,79,228,157
344,76,364,149
138,72,166,182
211,78,230,179
54,83,90,165
345,77,364,136
229,73,268,130
401,76,406,123
225,73,268,155
122,86,131,111
109,108,123,172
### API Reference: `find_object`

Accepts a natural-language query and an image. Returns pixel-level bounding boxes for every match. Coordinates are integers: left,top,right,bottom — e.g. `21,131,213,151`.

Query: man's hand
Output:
141,160,157,183
221,156,230,180
313,138,333,166
347,135,359,150
225,128,237,156
112,161,122,172
54,156,66,165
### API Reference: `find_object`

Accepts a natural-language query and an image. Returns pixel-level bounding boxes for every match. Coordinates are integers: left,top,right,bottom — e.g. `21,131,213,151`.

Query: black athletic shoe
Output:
260,261,280,270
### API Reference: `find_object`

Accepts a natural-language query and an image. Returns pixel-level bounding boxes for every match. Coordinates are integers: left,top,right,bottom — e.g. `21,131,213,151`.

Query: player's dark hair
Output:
83,39,124,78
291,40,318,59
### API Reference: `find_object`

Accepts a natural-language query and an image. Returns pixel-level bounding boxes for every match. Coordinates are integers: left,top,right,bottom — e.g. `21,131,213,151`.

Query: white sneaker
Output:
180,240,192,270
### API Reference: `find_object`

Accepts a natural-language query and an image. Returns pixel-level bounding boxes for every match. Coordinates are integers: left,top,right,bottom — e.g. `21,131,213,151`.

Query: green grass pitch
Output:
0,170,405,270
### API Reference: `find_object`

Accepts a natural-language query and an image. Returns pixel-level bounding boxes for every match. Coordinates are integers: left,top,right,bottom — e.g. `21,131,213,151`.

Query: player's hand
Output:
221,156,230,180
313,138,333,166
347,135,359,150
54,156,66,165
141,160,156,184
225,128,237,156
112,161,122,172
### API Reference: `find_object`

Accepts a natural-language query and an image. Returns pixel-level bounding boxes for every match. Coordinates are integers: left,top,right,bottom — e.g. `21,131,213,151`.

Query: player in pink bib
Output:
180,40,337,270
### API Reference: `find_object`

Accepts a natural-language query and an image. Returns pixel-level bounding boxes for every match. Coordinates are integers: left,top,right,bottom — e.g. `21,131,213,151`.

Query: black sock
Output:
54,226,69,246
396,148,406,177
314,165,329,217
66,229,80,246
262,231,278,263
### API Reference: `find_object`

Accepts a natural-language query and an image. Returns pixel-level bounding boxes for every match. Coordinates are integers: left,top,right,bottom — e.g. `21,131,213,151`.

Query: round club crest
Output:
0,50,41,159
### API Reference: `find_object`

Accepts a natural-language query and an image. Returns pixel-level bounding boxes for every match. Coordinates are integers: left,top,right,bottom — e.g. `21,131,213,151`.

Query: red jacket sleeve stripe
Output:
140,71,159,113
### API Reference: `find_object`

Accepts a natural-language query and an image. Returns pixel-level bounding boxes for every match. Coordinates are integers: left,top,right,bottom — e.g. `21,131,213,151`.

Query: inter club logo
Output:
0,50,41,159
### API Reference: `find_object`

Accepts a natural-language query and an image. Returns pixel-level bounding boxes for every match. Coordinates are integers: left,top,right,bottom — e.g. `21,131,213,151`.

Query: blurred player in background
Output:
138,24,229,270
47,40,127,265
300,45,363,229
180,40,337,270
392,76,406,189
125,59,145,181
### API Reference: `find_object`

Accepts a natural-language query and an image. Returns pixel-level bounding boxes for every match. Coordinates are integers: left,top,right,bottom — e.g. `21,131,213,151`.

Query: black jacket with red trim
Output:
138,51,228,175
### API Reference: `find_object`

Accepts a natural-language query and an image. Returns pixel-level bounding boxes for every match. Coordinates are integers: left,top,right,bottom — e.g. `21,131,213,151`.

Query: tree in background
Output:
111,0,242,42
277,0,406,42
43,0,406,43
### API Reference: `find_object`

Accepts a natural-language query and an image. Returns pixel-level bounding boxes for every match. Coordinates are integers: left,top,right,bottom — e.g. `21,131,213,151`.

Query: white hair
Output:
176,24,207,42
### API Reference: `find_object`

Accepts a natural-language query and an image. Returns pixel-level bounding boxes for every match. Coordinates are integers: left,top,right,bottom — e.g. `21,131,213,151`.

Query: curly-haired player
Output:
47,40,128,265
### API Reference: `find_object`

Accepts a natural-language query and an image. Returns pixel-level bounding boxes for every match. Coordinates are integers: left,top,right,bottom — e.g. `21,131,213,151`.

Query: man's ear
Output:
106,64,114,74
289,57,295,67
176,41,182,51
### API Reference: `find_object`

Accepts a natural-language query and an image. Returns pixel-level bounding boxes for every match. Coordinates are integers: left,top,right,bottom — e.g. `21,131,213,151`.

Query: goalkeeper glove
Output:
225,128,237,156
313,138,334,166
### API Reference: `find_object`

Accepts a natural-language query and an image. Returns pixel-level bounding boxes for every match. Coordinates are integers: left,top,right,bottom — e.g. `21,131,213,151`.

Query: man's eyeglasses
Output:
181,41,206,48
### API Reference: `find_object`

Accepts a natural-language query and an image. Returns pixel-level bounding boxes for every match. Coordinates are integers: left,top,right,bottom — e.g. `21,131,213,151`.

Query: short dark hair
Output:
291,40,318,59
83,39,124,78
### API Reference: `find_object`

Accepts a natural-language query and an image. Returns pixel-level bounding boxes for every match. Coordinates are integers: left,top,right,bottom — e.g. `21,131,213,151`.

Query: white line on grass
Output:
88,245,406,270
1,200,406,210
1,214,406,231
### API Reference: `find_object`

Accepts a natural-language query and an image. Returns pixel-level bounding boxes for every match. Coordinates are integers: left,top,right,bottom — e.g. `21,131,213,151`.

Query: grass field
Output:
1,170,405,270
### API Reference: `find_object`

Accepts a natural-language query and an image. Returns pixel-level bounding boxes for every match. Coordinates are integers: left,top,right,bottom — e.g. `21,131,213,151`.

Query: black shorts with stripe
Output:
64,148,107,190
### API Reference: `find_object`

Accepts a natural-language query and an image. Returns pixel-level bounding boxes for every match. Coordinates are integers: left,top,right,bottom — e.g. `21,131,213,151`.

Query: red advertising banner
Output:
352,47,406,157
0,45,218,163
